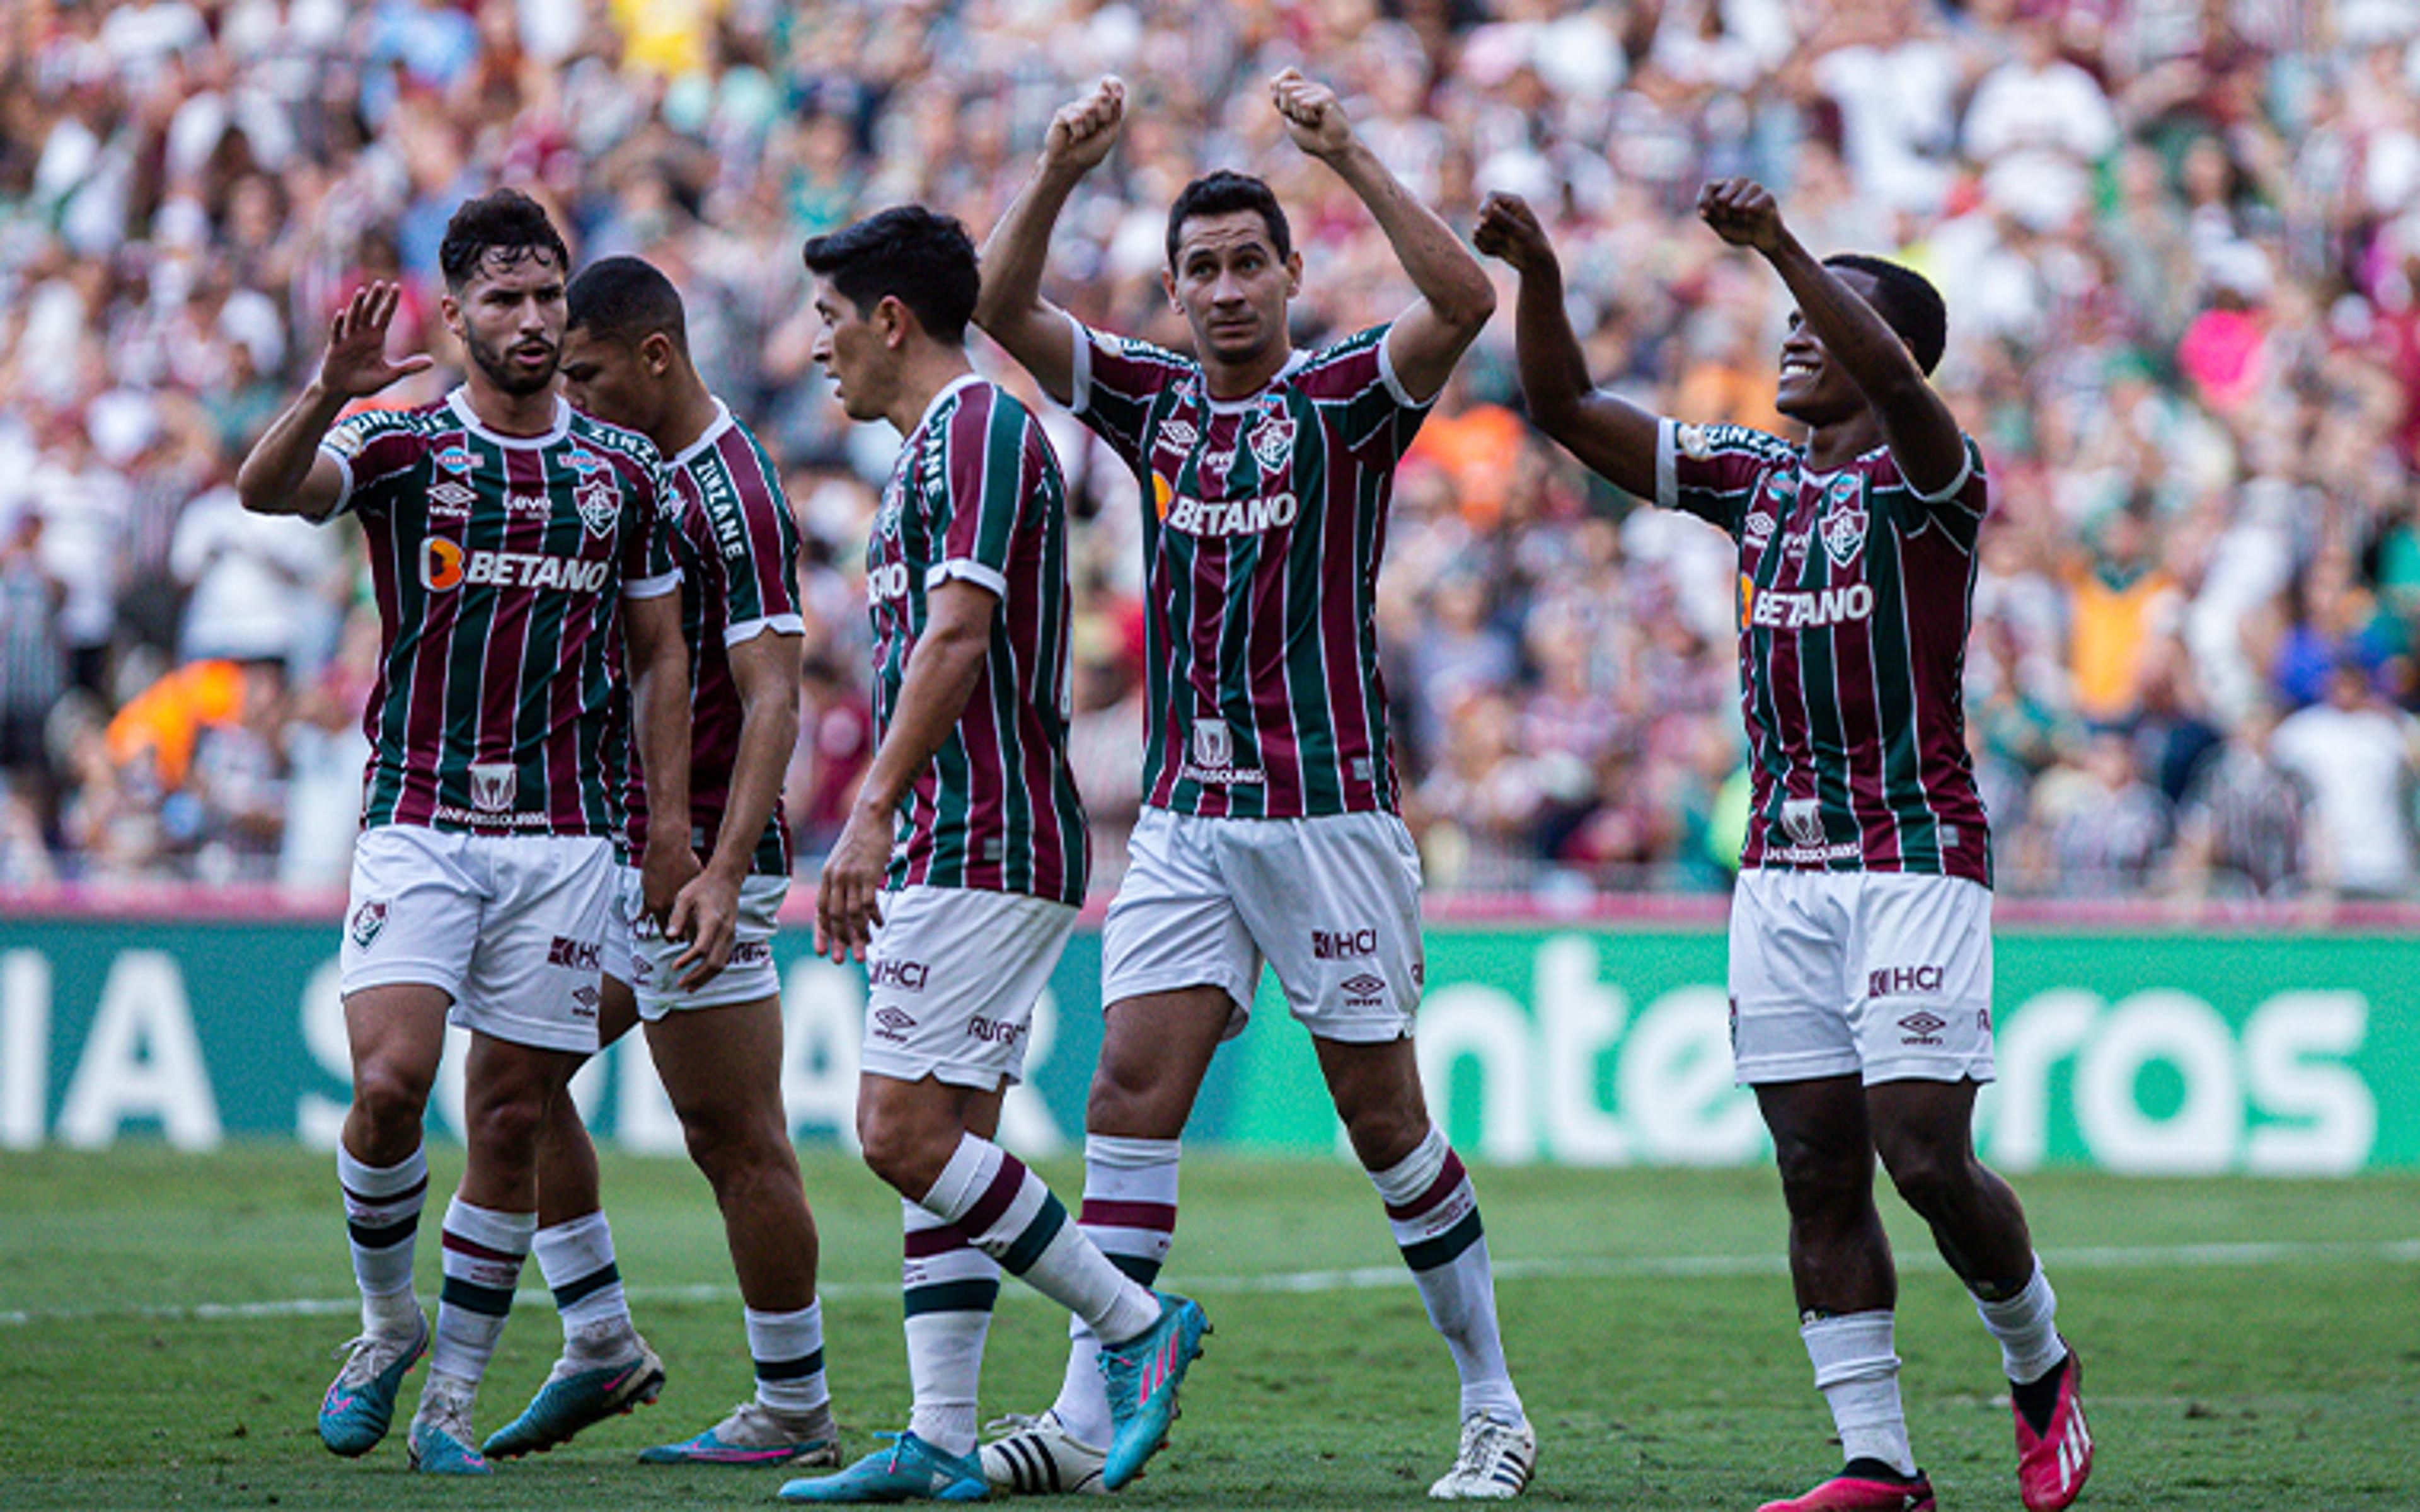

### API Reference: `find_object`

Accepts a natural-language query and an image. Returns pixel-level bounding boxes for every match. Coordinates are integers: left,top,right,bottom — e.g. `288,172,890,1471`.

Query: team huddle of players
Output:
239,69,2094,1512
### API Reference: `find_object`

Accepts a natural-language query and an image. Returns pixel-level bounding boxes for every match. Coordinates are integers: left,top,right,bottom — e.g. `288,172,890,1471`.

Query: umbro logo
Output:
429,481,475,514
1342,974,1385,997
872,1006,916,1044
1898,1011,1947,1046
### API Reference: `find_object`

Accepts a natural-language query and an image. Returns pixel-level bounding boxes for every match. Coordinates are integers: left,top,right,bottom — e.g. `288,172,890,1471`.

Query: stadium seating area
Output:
5,0,2420,900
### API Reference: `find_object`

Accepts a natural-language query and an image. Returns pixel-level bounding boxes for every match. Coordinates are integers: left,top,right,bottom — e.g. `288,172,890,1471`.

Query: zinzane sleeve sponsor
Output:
1064,313,1184,473
926,390,1027,600
720,445,806,647
1656,419,1783,538
316,408,425,520
1301,324,1426,457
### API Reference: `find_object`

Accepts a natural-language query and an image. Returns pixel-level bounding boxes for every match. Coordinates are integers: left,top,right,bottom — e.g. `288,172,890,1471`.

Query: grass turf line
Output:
1,1147,2415,1509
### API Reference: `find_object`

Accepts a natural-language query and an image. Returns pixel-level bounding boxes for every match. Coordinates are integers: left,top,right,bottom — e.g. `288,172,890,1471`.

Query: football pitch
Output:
3,1147,2414,1510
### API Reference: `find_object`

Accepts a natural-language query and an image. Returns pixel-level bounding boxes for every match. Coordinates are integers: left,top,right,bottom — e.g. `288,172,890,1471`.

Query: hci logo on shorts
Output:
548,936,602,972
1869,965,1945,998
1313,928,1376,959
350,900,388,949
869,959,930,992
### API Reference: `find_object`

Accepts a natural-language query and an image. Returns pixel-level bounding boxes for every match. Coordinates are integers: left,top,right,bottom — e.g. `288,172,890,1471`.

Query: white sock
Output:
1974,1259,2066,1385
902,1199,996,1458
1368,1126,1523,1426
337,1144,426,1335
532,1211,635,1358
427,1196,534,1394
1802,1310,1915,1477
1051,1135,1180,1448
747,1302,831,1416
920,1133,1160,1346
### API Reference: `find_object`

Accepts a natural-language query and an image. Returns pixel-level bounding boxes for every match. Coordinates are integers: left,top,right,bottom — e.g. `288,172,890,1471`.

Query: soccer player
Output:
975,74,1535,1500
235,189,688,1475
1474,182,2093,1512
780,204,1207,1504
467,255,840,1469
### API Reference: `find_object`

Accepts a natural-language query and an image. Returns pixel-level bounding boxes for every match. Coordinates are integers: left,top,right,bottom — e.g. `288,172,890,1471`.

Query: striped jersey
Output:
623,401,803,878
1659,418,1992,885
316,389,672,840
867,375,1087,905
1068,317,1429,818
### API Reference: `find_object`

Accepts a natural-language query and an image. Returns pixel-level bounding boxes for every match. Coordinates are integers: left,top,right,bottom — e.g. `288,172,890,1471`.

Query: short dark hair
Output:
1166,170,1291,270
800,205,978,345
565,255,688,350
1824,253,1946,375
438,188,569,293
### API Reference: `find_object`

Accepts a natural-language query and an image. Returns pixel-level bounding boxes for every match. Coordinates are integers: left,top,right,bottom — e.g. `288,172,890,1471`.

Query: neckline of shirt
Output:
447,387,571,449
1197,350,1311,414
671,398,735,469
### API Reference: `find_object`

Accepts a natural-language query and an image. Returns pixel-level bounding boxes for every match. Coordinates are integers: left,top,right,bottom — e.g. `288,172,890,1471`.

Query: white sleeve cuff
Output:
1066,311,1095,418
1654,416,1679,513
314,445,357,522
926,559,1009,597
1376,326,1427,408
723,614,805,648
625,569,683,600
1911,442,1976,505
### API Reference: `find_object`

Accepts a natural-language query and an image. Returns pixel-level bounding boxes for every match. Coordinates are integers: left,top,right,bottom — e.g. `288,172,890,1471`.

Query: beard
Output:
467,327,557,396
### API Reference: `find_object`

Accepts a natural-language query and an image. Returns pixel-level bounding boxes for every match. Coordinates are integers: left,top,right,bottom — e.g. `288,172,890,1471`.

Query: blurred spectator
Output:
2169,699,2309,900
2270,660,2420,899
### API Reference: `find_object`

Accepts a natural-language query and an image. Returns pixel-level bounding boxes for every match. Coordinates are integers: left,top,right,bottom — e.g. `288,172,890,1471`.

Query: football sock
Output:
531,1211,635,1362
337,1143,427,1337
1368,1125,1524,1426
429,1196,534,1394
1973,1257,2068,1419
902,1199,998,1458
1052,1134,1180,1447
919,1133,1161,1348
747,1301,831,1417
1802,1310,1916,1478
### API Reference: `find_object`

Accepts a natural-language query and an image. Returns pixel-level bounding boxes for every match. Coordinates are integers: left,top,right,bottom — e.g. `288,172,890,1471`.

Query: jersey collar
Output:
446,387,572,449
911,373,986,440
671,398,735,470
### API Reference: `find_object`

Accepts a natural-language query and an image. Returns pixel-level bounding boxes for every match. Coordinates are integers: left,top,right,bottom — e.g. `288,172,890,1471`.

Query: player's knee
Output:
350,1060,433,1142
1086,1057,1175,1136
855,1099,943,1193
686,1112,794,1194
464,1087,550,1162
1771,1127,1869,1213
1877,1137,1971,1217
1341,1101,1426,1172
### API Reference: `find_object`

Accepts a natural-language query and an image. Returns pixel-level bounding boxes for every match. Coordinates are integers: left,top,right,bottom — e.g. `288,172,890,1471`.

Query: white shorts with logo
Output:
1728,868,1995,1087
860,885,1078,1091
604,867,788,1019
339,825,618,1054
1101,807,1424,1045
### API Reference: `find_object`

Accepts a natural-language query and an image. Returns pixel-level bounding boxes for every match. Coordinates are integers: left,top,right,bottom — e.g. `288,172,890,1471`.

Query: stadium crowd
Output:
6,0,2420,902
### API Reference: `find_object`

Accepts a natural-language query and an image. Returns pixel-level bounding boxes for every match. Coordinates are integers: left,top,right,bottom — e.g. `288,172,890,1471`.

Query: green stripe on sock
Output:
756,1348,826,1382
1400,1209,1485,1274
999,1193,1068,1276
441,1275,517,1317
552,1263,619,1310
1108,1254,1162,1286
903,1279,1001,1318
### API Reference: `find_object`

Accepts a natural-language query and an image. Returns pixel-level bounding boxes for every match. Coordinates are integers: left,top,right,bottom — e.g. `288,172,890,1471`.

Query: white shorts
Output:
1728,868,1995,1087
1100,808,1424,1045
860,885,1077,1091
339,826,618,1054
605,868,788,1019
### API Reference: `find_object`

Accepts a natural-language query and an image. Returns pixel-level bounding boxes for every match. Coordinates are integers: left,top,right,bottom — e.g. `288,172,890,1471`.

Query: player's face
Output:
1775,268,1882,426
1164,210,1299,368
446,249,567,398
558,327,658,437
810,278,892,423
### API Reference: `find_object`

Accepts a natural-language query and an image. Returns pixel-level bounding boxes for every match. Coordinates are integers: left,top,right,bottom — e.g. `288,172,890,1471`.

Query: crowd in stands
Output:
7,0,2420,905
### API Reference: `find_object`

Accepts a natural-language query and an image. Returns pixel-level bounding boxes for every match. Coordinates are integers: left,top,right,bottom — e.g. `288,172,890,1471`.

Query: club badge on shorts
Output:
350,900,388,949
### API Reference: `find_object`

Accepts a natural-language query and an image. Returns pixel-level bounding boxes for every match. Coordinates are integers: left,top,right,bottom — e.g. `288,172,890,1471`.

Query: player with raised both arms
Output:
1475,180,2093,1512
975,72,1535,1500
236,189,688,1475
781,203,1207,1505
468,254,843,1470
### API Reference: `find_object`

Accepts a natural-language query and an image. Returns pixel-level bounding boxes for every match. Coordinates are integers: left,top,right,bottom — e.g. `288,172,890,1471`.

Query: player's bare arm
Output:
626,587,699,925
814,578,997,964
238,281,434,519
668,625,802,990
974,74,1126,405
1474,191,1661,500
1698,177,1965,493
1272,69,1494,403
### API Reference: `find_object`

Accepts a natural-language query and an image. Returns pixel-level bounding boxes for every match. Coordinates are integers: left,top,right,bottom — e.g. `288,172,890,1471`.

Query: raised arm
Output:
1698,178,1965,495
1473,192,1661,500
1270,69,1494,403
974,76,1127,406
236,282,433,518
813,580,996,963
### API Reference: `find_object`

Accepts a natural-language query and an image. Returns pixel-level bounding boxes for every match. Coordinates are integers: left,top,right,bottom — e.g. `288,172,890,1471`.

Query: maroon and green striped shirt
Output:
868,375,1087,905
1069,318,1427,818
317,389,672,841
1659,418,1993,886
623,401,802,878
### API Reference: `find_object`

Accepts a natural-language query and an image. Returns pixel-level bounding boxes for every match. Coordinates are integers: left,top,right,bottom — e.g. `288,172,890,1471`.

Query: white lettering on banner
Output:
56,953,221,1150
3,951,49,1148
1537,936,1628,1164
1978,988,2377,1176
1619,984,1763,1164
783,959,867,1148
1414,983,1533,1162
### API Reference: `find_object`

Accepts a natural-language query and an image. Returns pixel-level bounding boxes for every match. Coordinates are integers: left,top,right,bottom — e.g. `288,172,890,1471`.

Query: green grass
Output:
3,1147,2416,1509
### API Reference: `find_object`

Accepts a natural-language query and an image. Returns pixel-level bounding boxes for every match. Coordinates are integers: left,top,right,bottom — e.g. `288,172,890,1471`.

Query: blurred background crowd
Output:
6,0,2420,905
